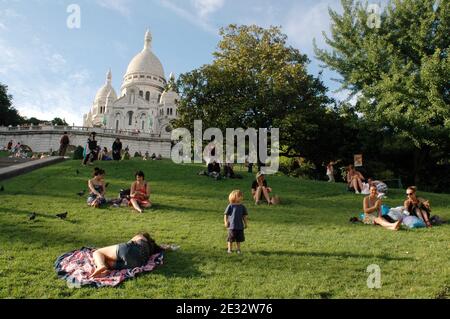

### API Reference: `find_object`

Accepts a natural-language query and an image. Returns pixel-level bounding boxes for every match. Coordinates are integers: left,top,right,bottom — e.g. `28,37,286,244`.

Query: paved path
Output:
0,157,66,181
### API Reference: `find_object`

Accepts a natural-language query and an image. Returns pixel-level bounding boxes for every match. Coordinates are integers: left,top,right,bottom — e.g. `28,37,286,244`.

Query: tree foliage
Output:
0,83,23,126
314,0,450,183
174,24,342,167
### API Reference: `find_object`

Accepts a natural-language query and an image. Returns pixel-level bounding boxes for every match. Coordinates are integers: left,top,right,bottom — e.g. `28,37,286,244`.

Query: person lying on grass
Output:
87,168,107,208
129,171,151,213
89,232,163,278
362,185,401,231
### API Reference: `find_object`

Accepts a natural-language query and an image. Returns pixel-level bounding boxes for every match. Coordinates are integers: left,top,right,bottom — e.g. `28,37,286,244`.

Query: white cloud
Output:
156,0,219,35
47,53,67,73
0,37,93,126
331,89,361,106
96,0,132,17
284,1,337,54
191,0,225,18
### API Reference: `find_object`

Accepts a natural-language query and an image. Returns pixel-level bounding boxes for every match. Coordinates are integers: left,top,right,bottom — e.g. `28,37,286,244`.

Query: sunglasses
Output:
406,193,414,196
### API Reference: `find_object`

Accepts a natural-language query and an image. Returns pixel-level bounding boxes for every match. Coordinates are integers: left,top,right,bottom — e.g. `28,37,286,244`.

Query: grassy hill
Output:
0,159,449,299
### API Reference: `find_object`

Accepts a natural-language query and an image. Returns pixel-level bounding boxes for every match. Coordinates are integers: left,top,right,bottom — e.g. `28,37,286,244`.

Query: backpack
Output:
88,139,98,151
119,189,131,199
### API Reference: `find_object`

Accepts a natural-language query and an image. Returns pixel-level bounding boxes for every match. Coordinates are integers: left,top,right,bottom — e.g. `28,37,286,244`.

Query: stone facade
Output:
0,127,172,157
83,30,179,138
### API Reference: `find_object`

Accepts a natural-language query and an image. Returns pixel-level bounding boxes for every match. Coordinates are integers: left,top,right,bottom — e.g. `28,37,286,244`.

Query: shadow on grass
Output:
249,250,414,261
154,250,203,279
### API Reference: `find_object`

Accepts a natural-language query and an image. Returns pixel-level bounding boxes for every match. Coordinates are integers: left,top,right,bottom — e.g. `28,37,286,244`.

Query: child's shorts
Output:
227,229,245,243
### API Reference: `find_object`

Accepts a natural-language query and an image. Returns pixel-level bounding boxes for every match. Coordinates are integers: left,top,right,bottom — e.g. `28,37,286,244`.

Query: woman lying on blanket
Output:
90,232,163,278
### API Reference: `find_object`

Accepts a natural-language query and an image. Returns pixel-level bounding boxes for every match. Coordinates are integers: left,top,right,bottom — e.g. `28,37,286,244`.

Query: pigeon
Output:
105,182,110,188
77,190,86,196
0,186,4,191
29,212,36,221
56,212,68,219
76,169,80,175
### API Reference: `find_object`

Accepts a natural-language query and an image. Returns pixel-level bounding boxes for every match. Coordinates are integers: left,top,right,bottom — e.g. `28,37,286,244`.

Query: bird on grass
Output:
105,182,110,188
29,212,36,221
77,190,86,196
76,169,80,175
0,186,4,191
56,212,68,219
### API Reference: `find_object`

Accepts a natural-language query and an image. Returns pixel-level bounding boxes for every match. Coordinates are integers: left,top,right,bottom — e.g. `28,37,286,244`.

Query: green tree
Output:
52,117,68,126
175,24,338,169
23,117,43,125
0,83,23,126
315,0,450,184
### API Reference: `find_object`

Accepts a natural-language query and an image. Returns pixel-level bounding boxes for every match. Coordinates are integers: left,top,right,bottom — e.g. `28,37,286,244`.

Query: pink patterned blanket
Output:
54,247,163,288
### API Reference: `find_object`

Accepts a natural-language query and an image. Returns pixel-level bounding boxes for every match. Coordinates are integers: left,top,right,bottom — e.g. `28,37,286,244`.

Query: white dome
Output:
95,84,117,101
95,69,117,101
126,50,165,79
124,30,165,79
160,90,179,103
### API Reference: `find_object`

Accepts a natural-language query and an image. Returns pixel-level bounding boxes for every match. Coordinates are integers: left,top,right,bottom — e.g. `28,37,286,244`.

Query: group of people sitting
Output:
82,133,161,165
360,185,434,230
143,152,162,161
346,165,387,196
199,161,243,180
87,168,151,213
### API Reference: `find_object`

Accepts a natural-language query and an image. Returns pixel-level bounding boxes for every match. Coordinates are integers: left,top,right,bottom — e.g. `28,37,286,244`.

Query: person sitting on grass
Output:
404,186,432,228
89,232,163,278
129,171,151,213
100,147,112,161
362,185,401,231
224,190,248,254
223,163,242,179
87,168,107,208
251,172,272,205
347,165,364,194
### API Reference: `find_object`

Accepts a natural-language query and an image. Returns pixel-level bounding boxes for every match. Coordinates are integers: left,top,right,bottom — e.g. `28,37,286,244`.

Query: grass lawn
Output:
0,159,449,299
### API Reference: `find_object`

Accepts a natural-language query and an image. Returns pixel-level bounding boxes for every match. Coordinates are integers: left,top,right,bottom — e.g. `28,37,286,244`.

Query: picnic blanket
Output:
54,247,164,288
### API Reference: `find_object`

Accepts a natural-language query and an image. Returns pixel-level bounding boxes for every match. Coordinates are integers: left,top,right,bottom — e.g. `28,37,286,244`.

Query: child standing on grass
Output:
224,190,248,254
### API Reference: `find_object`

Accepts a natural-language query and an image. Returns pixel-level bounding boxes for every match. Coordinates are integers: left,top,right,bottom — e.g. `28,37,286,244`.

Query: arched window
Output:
170,108,173,116
139,90,143,97
167,108,170,116
158,94,161,102
142,121,144,130
145,91,150,101
115,119,119,131
127,111,133,126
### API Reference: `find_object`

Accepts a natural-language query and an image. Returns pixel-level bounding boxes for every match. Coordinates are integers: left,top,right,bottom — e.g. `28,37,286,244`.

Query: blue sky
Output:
0,0,370,125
